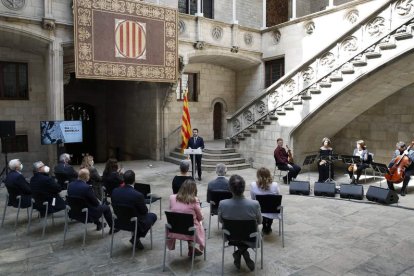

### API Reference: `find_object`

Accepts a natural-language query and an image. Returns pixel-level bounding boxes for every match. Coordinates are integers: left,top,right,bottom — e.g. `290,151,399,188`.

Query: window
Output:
176,73,198,102
178,0,214,19
265,58,285,88
0,62,28,100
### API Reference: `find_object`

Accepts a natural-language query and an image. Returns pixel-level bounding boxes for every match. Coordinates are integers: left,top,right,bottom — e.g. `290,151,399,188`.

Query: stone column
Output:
291,0,297,20
195,0,203,17
262,0,266,29
232,0,238,24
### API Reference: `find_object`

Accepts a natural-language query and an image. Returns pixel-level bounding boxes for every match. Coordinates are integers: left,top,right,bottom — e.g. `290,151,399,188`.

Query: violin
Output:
385,141,414,183
286,145,294,164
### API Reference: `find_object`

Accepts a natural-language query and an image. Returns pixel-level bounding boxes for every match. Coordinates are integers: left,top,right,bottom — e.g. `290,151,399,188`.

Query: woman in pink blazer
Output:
168,179,205,256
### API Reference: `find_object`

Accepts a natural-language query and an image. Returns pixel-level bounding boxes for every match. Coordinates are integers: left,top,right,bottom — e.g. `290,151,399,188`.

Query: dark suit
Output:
207,176,229,202
188,136,205,179
30,172,66,215
4,170,32,208
103,171,123,196
111,185,157,237
67,179,113,227
54,162,78,189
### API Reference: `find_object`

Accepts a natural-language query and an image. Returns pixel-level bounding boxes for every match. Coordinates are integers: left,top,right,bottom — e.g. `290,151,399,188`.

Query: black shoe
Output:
282,177,287,184
96,222,107,231
198,177,202,181
129,238,144,250
232,250,241,270
242,250,255,271
350,176,356,184
401,190,406,196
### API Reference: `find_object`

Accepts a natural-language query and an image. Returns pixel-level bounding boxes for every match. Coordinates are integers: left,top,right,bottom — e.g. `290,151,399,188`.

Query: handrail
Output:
227,0,413,139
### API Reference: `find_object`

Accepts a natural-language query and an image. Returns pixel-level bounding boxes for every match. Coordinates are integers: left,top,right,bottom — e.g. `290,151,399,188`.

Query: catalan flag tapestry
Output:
180,88,191,153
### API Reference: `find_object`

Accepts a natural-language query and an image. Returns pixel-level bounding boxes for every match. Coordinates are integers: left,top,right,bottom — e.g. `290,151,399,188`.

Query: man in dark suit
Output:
30,161,66,216
187,128,205,180
54,153,78,189
4,159,32,208
67,168,115,233
207,163,229,202
111,170,157,249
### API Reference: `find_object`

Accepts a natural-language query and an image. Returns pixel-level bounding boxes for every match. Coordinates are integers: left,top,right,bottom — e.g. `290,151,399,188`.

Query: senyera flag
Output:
180,88,191,153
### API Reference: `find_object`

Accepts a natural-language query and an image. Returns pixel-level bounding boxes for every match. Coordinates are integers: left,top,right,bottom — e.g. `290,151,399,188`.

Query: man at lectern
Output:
188,128,205,181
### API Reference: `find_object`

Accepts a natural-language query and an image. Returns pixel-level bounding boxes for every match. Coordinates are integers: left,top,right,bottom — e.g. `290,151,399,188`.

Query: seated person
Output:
347,140,371,184
207,163,229,203
102,158,123,197
387,141,414,196
274,138,301,184
250,167,280,235
4,159,32,208
218,174,262,271
111,170,157,249
171,160,193,194
168,179,205,257
30,161,66,216
80,154,102,199
54,153,78,189
67,169,115,233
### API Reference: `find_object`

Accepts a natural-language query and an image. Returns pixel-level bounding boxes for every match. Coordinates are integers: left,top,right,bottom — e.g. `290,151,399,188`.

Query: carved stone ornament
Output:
320,52,336,69
302,67,314,83
284,79,296,94
243,110,254,125
211,26,223,41
345,9,359,24
230,46,239,53
244,33,253,46
194,41,205,50
341,36,358,52
304,21,315,35
395,0,414,16
1,0,25,10
269,90,280,106
233,119,241,133
42,18,56,31
255,101,267,116
366,17,386,37
272,29,281,45
178,20,186,34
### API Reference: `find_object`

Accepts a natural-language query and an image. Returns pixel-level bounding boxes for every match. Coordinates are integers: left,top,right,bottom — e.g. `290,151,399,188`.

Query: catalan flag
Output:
180,88,192,153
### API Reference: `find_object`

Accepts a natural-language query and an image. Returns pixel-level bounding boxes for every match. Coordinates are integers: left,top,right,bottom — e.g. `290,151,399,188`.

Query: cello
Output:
385,141,414,183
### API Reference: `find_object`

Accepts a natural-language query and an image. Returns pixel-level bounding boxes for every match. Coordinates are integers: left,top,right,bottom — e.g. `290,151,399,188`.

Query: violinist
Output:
386,141,414,196
348,140,371,184
274,138,301,184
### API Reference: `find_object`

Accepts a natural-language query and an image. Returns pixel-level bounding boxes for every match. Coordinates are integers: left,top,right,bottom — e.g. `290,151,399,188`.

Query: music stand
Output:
302,154,317,182
320,153,339,182
371,162,389,188
341,155,361,165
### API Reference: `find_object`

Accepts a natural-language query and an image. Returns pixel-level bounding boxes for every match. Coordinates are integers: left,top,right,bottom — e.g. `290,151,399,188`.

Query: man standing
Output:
111,170,157,249
188,128,205,180
274,138,301,184
30,161,66,216
387,141,414,196
54,153,78,189
207,163,229,202
4,159,32,208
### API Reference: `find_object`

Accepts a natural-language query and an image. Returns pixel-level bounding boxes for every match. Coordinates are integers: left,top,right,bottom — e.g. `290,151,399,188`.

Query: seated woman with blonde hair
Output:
250,167,280,235
168,179,205,256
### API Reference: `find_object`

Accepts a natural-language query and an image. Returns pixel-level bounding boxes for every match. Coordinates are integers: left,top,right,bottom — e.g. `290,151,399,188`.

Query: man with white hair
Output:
30,161,66,216
4,159,32,208
54,153,78,189
206,163,229,202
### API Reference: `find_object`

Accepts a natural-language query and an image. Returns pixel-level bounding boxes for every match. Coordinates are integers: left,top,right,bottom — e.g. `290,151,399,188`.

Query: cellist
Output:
387,141,414,196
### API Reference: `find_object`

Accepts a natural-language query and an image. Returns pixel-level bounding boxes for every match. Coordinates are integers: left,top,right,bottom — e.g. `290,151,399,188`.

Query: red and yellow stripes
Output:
115,20,146,59
180,88,191,153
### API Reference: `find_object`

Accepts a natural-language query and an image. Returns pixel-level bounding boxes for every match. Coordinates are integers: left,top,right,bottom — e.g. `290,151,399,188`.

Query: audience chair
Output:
163,211,206,275
221,219,263,275
255,194,284,247
54,172,69,190
1,193,33,231
110,204,153,258
273,163,289,184
134,183,162,219
63,196,104,247
208,190,232,238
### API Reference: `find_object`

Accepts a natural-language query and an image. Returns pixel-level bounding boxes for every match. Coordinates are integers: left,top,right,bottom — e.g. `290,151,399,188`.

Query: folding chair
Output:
255,194,284,247
273,163,289,184
1,193,33,232
134,183,162,219
208,190,232,238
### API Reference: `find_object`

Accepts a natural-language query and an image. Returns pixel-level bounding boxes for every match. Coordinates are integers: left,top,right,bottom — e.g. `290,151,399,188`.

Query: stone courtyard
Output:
1,159,414,276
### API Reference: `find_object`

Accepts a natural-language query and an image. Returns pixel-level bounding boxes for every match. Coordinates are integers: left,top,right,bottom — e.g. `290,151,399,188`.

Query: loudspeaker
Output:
340,184,364,200
289,181,310,195
0,121,15,138
366,186,399,204
314,182,336,197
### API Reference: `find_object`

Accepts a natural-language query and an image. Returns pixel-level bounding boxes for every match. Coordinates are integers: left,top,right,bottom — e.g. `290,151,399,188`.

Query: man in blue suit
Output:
4,159,32,208
30,161,66,216
111,170,157,249
67,168,115,233
54,153,78,190
187,128,205,180
207,163,229,202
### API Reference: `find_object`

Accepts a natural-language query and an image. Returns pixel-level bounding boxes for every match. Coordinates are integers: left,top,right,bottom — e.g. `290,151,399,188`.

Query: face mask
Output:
44,166,50,173
91,161,94,166
19,164,23,171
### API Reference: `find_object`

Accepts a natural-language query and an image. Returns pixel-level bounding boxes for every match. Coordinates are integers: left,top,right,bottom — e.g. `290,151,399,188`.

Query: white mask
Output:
19,164,23,171
91,161,94,166
44,166,50,173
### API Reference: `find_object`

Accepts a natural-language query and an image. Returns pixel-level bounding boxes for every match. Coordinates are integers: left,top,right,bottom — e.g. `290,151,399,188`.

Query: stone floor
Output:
1,160,414,276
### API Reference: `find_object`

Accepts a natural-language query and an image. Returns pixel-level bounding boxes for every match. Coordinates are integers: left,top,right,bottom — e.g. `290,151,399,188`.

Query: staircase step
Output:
319,81,331,88
203,152,241,159
292,99,303,105
309,88,321,94
202,163,251,172
255,124,265,129
248,128,258,133
203,148,236,154
378,42,396,50
262,120,271,125
202,158,246,166
284,104,294,110
269,115,278,120
341,68,355,74
393,32,413,40
243,132,251,137
329,75,343,82
352,60,367,67
276,109,286,115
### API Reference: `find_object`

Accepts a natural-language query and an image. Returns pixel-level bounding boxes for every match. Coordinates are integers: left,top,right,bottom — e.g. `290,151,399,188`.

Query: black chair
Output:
255,194,284,247
1,193,33,231
134,183,162,219
54,172,69,190
110,204,153,258
208,190,232,238
221,219,263,275
163,211,206,275
63,196,104,247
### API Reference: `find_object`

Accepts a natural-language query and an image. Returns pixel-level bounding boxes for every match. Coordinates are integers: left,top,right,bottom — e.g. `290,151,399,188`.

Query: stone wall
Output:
214,0,263,29
236,65,264,108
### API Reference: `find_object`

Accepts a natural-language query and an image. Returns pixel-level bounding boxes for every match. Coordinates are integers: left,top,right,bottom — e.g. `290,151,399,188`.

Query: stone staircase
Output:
165,146,251,171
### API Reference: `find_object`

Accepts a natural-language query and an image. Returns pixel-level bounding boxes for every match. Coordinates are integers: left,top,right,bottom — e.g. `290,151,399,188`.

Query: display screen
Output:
40,121,83,145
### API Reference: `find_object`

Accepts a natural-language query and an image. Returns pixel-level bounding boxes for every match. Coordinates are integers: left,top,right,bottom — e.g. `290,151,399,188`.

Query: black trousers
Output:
262,217,273,229
94,204,113,228
190,154,202,178
387,169,413,192
347,163,369,180
278,163,301,181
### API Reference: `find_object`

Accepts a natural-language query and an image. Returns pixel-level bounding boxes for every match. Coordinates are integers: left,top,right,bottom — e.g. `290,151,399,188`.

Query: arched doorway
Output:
64,103,95,164
213,102,223,139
